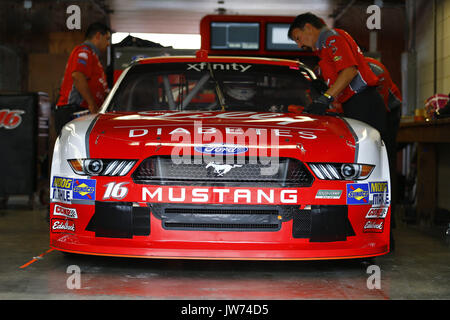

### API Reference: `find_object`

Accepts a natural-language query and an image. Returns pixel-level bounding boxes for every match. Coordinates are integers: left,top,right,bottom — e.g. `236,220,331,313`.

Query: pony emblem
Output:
205,162,243,177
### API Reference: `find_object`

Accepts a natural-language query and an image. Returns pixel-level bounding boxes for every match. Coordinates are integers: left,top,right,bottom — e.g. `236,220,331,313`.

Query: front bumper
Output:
50,201,390,260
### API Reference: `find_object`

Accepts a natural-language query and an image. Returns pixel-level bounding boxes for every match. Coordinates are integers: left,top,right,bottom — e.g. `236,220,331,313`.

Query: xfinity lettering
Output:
187,62,252,73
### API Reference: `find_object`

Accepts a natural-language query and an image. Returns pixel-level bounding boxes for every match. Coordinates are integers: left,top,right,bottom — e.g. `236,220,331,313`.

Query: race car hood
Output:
86,111,359,163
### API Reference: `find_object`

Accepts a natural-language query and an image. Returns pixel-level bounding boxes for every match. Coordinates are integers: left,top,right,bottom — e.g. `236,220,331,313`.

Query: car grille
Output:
151,204,286,232
132,156,314,187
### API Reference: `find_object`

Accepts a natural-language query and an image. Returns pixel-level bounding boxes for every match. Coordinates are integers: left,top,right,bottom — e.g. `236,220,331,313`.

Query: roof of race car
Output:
135,51,303,68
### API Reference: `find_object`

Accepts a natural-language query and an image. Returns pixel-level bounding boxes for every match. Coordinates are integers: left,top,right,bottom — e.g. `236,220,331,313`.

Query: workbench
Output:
396,118,450,225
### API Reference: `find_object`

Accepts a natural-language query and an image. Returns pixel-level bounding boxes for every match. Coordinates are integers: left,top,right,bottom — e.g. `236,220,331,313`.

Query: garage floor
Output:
1,198,450,300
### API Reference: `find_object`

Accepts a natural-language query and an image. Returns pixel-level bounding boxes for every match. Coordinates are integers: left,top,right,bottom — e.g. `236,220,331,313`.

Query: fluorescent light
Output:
112,32,201,49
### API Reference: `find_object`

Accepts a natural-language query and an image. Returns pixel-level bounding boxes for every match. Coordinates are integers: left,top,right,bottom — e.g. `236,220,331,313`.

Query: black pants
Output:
342,86,389,144
54,104,86,136
343,87,396,229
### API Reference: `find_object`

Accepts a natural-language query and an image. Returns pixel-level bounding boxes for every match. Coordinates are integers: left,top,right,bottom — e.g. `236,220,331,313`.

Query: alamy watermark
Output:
366,5,381,30
66,264,81,289
366,264,381,290
66,5,81,30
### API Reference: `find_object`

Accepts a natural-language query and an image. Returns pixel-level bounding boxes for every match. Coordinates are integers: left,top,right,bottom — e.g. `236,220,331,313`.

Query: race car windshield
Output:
108,62,320,113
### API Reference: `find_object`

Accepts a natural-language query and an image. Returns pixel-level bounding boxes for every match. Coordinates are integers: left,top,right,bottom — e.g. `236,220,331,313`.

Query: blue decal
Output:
346,183,369,205
194,144,248,155
51,176,74,203
51,176,73,190
72,179,96,200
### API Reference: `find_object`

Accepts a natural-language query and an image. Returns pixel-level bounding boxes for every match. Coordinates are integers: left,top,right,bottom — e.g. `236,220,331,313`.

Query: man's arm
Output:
325,66,358,99
72,71,98,113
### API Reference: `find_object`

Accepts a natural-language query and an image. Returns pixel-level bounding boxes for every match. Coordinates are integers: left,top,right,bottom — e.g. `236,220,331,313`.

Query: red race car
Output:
50,54,391,260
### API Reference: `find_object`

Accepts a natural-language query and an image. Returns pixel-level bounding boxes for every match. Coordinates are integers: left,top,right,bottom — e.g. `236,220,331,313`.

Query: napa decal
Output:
346,183,369,205
51,176,74,204
194,144,248,155
72,179,96,201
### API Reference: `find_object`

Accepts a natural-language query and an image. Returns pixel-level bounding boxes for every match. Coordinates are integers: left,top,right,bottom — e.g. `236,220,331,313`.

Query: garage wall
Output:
415,0,450,108
0,0,109,101
413,0,450,213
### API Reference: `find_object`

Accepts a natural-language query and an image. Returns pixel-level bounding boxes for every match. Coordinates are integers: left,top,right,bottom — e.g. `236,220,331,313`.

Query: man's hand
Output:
304,94,333,115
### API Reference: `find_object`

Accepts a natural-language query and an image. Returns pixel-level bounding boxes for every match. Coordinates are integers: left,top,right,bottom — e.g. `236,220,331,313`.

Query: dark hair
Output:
85,22,111,39
288,12,326,40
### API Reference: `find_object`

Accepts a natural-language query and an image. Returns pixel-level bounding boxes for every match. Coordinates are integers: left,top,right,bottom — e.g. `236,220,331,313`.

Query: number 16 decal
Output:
103,182,129,200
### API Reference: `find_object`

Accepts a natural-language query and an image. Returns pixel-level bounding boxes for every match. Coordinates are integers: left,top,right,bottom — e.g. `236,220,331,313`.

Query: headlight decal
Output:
308,163,374,180
68,159,137,176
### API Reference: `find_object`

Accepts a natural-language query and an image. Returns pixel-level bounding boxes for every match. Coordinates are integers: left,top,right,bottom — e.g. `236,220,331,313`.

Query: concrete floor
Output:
1,199,450,300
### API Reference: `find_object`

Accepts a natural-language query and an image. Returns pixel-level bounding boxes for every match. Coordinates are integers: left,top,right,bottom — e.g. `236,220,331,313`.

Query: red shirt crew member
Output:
55,22,111,135
288,13,388,143
365,56,402,112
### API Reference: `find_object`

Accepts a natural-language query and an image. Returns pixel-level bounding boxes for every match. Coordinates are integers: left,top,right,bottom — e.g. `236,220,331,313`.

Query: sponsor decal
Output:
369,181,390,206
141,186,299,205
315,190,342,199
51,176,74,203
77,58,87,65
126,110,326,125
372,193,390,207
363,219,384,233
369,181,389,194
53,204,78,219
194,144,248,155
78,52,88,59
0,109,25,129
51,218,76,233
187,63,252,73
127,126,319,139
72,179,96,200
365,207,388,219
346,183,369,205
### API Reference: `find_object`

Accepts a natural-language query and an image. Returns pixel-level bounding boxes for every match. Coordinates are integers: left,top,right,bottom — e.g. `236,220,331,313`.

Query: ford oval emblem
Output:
194,144,248,155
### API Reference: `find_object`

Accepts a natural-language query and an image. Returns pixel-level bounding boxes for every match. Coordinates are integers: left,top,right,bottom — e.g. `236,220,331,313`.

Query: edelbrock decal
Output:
194,144,248,155
363,219,384,233
51,218,75,233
